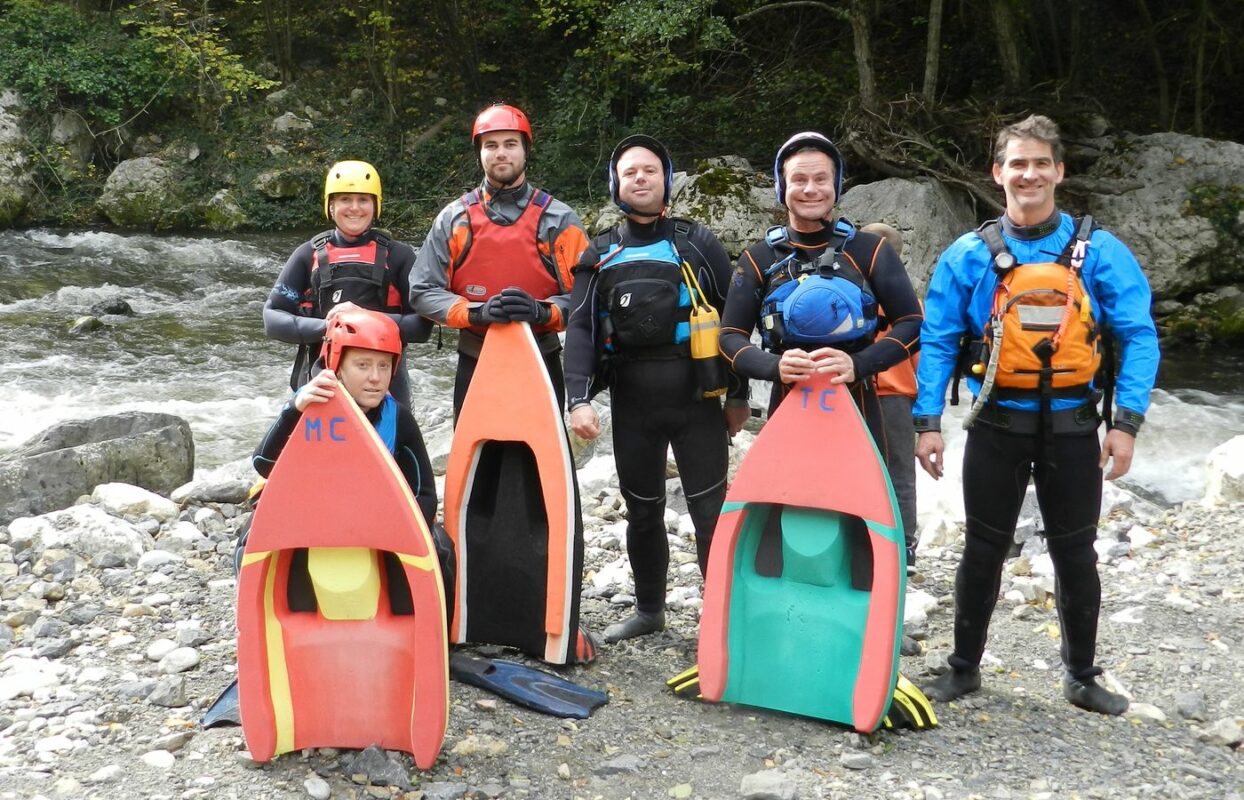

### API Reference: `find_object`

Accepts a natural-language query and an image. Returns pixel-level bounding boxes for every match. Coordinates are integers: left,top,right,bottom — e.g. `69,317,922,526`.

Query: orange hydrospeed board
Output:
443,321,584,664
237,389,449,768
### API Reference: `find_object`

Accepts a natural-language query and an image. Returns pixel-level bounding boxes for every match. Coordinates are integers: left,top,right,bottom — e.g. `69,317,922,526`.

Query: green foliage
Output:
124,0,278,124
0,0,177,129
1186,183,1244,239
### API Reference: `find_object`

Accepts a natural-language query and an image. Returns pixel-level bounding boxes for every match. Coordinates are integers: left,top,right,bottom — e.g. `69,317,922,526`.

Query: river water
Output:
1,228,1241,507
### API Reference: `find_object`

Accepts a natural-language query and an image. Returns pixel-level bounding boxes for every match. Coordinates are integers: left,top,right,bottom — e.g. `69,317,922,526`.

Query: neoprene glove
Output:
467,294,507,326
498,287,552,325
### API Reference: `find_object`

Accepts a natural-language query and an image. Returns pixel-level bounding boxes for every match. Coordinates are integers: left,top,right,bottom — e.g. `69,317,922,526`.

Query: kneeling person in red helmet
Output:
248,309,453,598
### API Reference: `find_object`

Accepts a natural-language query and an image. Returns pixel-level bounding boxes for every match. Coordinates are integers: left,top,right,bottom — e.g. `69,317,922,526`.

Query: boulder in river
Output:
0,412,194,525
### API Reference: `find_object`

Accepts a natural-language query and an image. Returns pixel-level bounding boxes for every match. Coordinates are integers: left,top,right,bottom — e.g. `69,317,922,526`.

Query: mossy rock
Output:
204,189,250,232
96,157,187,229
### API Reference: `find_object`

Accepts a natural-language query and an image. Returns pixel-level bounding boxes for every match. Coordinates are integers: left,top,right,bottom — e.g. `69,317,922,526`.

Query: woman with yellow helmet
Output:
262,160,430,407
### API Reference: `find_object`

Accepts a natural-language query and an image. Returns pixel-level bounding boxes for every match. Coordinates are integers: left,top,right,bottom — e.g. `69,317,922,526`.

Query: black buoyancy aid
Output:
592,219,697,356
307,230,398,315
759,219,878,351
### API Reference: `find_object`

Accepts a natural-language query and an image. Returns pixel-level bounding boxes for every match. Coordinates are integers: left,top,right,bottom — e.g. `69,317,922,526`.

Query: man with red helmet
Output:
410,104,589,417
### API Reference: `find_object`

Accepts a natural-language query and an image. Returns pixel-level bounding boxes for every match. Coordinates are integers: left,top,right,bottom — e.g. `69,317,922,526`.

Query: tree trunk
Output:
922,0,944,103
989,0,1026,93
848,0,878,110
1134,0,1171,128
1193,0,1208,136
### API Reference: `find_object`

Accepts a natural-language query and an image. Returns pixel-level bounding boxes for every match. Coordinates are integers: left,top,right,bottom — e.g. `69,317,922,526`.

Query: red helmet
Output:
320,309,401,372
472,104,532,150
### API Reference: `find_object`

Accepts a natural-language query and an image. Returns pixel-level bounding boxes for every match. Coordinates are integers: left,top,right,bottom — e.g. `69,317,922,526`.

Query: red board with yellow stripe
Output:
236,390,449,768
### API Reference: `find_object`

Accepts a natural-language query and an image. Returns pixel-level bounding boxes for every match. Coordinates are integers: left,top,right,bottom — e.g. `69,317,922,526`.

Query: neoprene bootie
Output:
923,666,981,702
1063,673,1129,716
603,609,666,643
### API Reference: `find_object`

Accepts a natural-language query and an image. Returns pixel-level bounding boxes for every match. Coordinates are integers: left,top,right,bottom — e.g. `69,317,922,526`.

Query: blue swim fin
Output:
449,654,608,719
201,679,241,728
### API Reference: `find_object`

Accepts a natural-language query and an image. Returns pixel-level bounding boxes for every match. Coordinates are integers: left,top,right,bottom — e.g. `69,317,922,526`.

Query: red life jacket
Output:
450,189,561,332
305,230,400,316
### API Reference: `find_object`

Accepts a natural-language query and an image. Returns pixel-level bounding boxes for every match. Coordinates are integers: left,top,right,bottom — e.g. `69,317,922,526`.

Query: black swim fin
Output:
201,679,241,728
449,654,608,719
882,674,939,730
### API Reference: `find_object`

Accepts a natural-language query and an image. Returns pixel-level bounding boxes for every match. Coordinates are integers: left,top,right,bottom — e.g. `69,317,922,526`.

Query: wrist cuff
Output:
1113,409,1144,437
913,415,941,433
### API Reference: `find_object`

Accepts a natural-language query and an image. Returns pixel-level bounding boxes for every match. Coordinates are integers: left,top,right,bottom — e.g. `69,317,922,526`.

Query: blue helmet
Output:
773,131,845,205
609,134,675,214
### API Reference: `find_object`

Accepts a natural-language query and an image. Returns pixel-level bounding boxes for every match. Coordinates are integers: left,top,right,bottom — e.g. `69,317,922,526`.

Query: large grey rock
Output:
97,157,183,229
51,111,93,172
253,169,304,199
171,458,255,504
0,89,34,226
0,412,194,524
8,505,153,566
204,189,249,232
588,157,780,257
271,112,313,133
1086,132,1244,297
837,177,976,294
1202,434,1244,507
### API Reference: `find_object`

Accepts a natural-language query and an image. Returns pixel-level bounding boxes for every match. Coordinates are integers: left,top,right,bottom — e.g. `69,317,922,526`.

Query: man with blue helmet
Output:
563,134,749,643
914,115,1160,715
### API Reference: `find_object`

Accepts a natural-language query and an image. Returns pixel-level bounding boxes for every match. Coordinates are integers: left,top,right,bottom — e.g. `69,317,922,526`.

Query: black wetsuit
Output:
720,223,922,456
564,217,746,615
262,229,430,407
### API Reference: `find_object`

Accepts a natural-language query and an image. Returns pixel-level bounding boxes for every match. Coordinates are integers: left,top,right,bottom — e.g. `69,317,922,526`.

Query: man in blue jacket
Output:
913,115,1159,716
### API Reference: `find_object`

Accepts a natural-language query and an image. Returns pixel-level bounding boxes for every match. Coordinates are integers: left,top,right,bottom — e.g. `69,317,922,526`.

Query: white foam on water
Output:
0,370,287,468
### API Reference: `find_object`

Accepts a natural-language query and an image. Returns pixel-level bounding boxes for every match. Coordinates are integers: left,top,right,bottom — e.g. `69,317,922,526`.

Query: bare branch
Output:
735,1,849,24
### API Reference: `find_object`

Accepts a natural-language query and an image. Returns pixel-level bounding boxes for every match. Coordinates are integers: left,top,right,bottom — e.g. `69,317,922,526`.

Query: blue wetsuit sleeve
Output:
252,402,300,477
1085,232,1160,415
913,237,979,418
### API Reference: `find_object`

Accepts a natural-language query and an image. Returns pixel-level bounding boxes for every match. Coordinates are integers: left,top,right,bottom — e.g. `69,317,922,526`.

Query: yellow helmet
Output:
324,160,382,220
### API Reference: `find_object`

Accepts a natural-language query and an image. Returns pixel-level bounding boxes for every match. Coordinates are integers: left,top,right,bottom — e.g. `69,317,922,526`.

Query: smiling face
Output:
992,137,1064,226
328,193,376,238
616,146,666,219
336,347,393,411
782,149,837,232
479,130,527,188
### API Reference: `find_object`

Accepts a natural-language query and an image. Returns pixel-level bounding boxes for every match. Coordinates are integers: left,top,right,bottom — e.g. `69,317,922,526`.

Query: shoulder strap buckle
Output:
976,219,1016,274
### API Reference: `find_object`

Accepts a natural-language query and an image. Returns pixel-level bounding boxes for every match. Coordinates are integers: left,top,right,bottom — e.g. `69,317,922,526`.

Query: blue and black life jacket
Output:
759,219,878,351
591,219,698,357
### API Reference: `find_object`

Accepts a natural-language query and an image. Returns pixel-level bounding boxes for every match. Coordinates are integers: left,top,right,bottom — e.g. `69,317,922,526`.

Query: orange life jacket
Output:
975,217,1100,393
450,189,561,334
